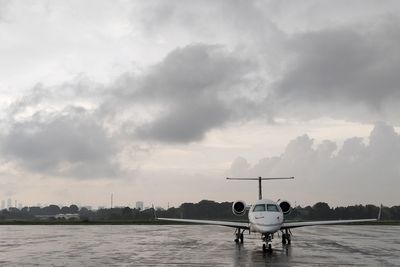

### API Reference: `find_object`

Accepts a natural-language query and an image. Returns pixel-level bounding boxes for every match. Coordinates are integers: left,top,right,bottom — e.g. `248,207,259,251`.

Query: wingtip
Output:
378,204,383,221
152,204,158,220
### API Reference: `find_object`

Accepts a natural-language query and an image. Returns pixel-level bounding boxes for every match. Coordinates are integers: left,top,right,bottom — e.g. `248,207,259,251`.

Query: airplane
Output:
157,177,382,252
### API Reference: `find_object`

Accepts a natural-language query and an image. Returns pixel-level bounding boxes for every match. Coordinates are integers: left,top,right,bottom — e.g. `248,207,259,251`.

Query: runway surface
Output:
0,225,399,266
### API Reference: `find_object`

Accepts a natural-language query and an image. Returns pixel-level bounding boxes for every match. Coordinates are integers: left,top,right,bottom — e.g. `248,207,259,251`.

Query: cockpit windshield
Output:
267,204,280,212
253,204,266,212
253,204,281,212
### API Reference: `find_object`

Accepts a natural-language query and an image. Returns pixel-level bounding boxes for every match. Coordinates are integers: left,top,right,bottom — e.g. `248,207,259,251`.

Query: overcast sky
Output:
1,0,400,208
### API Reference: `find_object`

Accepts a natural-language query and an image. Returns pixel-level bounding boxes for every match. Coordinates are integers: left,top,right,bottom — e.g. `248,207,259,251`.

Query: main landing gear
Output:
261,230,292,253
281,229,291,245
234,228,244,243
262,233,273,253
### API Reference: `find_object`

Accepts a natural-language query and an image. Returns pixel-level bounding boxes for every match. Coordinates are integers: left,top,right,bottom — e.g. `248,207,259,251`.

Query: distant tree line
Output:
0,200,399,221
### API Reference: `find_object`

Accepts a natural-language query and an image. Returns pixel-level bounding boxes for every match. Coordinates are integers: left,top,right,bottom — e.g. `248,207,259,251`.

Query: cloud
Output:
2,2,400,183
229,157,251,177
108,44,255,143
0,0,11,22
136,1,280,39
135,0,285,77
273,16,400,123
137,3,400,126
4,7,400,148
228,122,400,204
135,99,230,143
0,107,122,179
0,44,256,178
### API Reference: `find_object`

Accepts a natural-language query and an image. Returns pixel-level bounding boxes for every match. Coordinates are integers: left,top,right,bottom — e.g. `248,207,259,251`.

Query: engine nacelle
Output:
278,200,291,215
232,200,247,216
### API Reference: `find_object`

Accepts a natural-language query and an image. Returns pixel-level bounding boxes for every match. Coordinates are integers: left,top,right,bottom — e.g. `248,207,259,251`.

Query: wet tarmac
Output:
0,225,399,266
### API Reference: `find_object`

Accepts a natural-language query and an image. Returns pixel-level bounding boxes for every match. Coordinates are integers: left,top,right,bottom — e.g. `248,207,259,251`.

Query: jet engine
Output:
278,200,291,214
232,200,247,216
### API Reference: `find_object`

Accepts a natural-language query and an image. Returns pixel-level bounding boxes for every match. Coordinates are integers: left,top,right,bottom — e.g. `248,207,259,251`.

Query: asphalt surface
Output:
0,225,399,266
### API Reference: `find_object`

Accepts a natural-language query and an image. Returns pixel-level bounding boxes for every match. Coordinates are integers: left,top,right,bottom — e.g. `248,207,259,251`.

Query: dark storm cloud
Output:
135,99,230,143
138,2,400,124
135,0,284,72
109,44,254,142
273,17,400,119
0,44,254,178
136,45,249,101
0,107,121,179
2,3,400,181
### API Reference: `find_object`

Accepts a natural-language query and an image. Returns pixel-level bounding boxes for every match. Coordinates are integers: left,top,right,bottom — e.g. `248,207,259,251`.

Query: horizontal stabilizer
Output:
226,177,294,180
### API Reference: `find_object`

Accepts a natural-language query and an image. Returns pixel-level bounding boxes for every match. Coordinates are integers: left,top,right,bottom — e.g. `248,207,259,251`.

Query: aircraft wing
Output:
157,218,250,229
281,218,377,229
281,204,381,229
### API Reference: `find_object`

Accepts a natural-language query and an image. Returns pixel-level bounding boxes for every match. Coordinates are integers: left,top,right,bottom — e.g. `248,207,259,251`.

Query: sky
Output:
1,0,400,209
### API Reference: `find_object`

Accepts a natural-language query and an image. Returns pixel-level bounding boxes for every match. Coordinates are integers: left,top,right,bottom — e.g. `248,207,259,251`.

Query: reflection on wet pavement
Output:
0,225,399,266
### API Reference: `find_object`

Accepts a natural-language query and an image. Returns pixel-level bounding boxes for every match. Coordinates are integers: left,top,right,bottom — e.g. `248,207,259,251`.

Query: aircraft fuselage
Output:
248,199,284,234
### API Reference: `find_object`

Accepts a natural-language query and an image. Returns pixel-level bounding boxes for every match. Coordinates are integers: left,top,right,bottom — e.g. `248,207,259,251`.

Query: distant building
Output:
7,198,12,209
18,204,23,209
1,200,5,210
136,201,144,211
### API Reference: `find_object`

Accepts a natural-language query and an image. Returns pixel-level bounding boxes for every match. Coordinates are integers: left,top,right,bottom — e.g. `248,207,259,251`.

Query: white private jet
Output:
158,177,381,252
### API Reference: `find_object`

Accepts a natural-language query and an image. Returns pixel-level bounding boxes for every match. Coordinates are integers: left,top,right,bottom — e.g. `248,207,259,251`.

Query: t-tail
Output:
226,176,294,200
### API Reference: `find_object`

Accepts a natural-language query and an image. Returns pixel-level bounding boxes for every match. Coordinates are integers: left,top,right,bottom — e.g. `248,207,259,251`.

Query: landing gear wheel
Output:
234,228,244,243
262,233,273,253
282,233,287,244
262,243,273,253
283,229,292,245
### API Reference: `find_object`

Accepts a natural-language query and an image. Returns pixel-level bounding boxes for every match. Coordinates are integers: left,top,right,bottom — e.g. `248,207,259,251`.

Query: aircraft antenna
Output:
226,176,294,200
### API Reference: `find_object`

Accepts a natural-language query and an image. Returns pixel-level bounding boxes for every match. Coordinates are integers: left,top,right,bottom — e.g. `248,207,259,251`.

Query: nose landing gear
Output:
262,233,273,253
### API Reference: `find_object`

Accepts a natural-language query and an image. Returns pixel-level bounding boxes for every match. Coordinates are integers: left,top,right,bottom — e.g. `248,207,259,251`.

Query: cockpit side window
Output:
267,204,280,212
253,204,266,212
